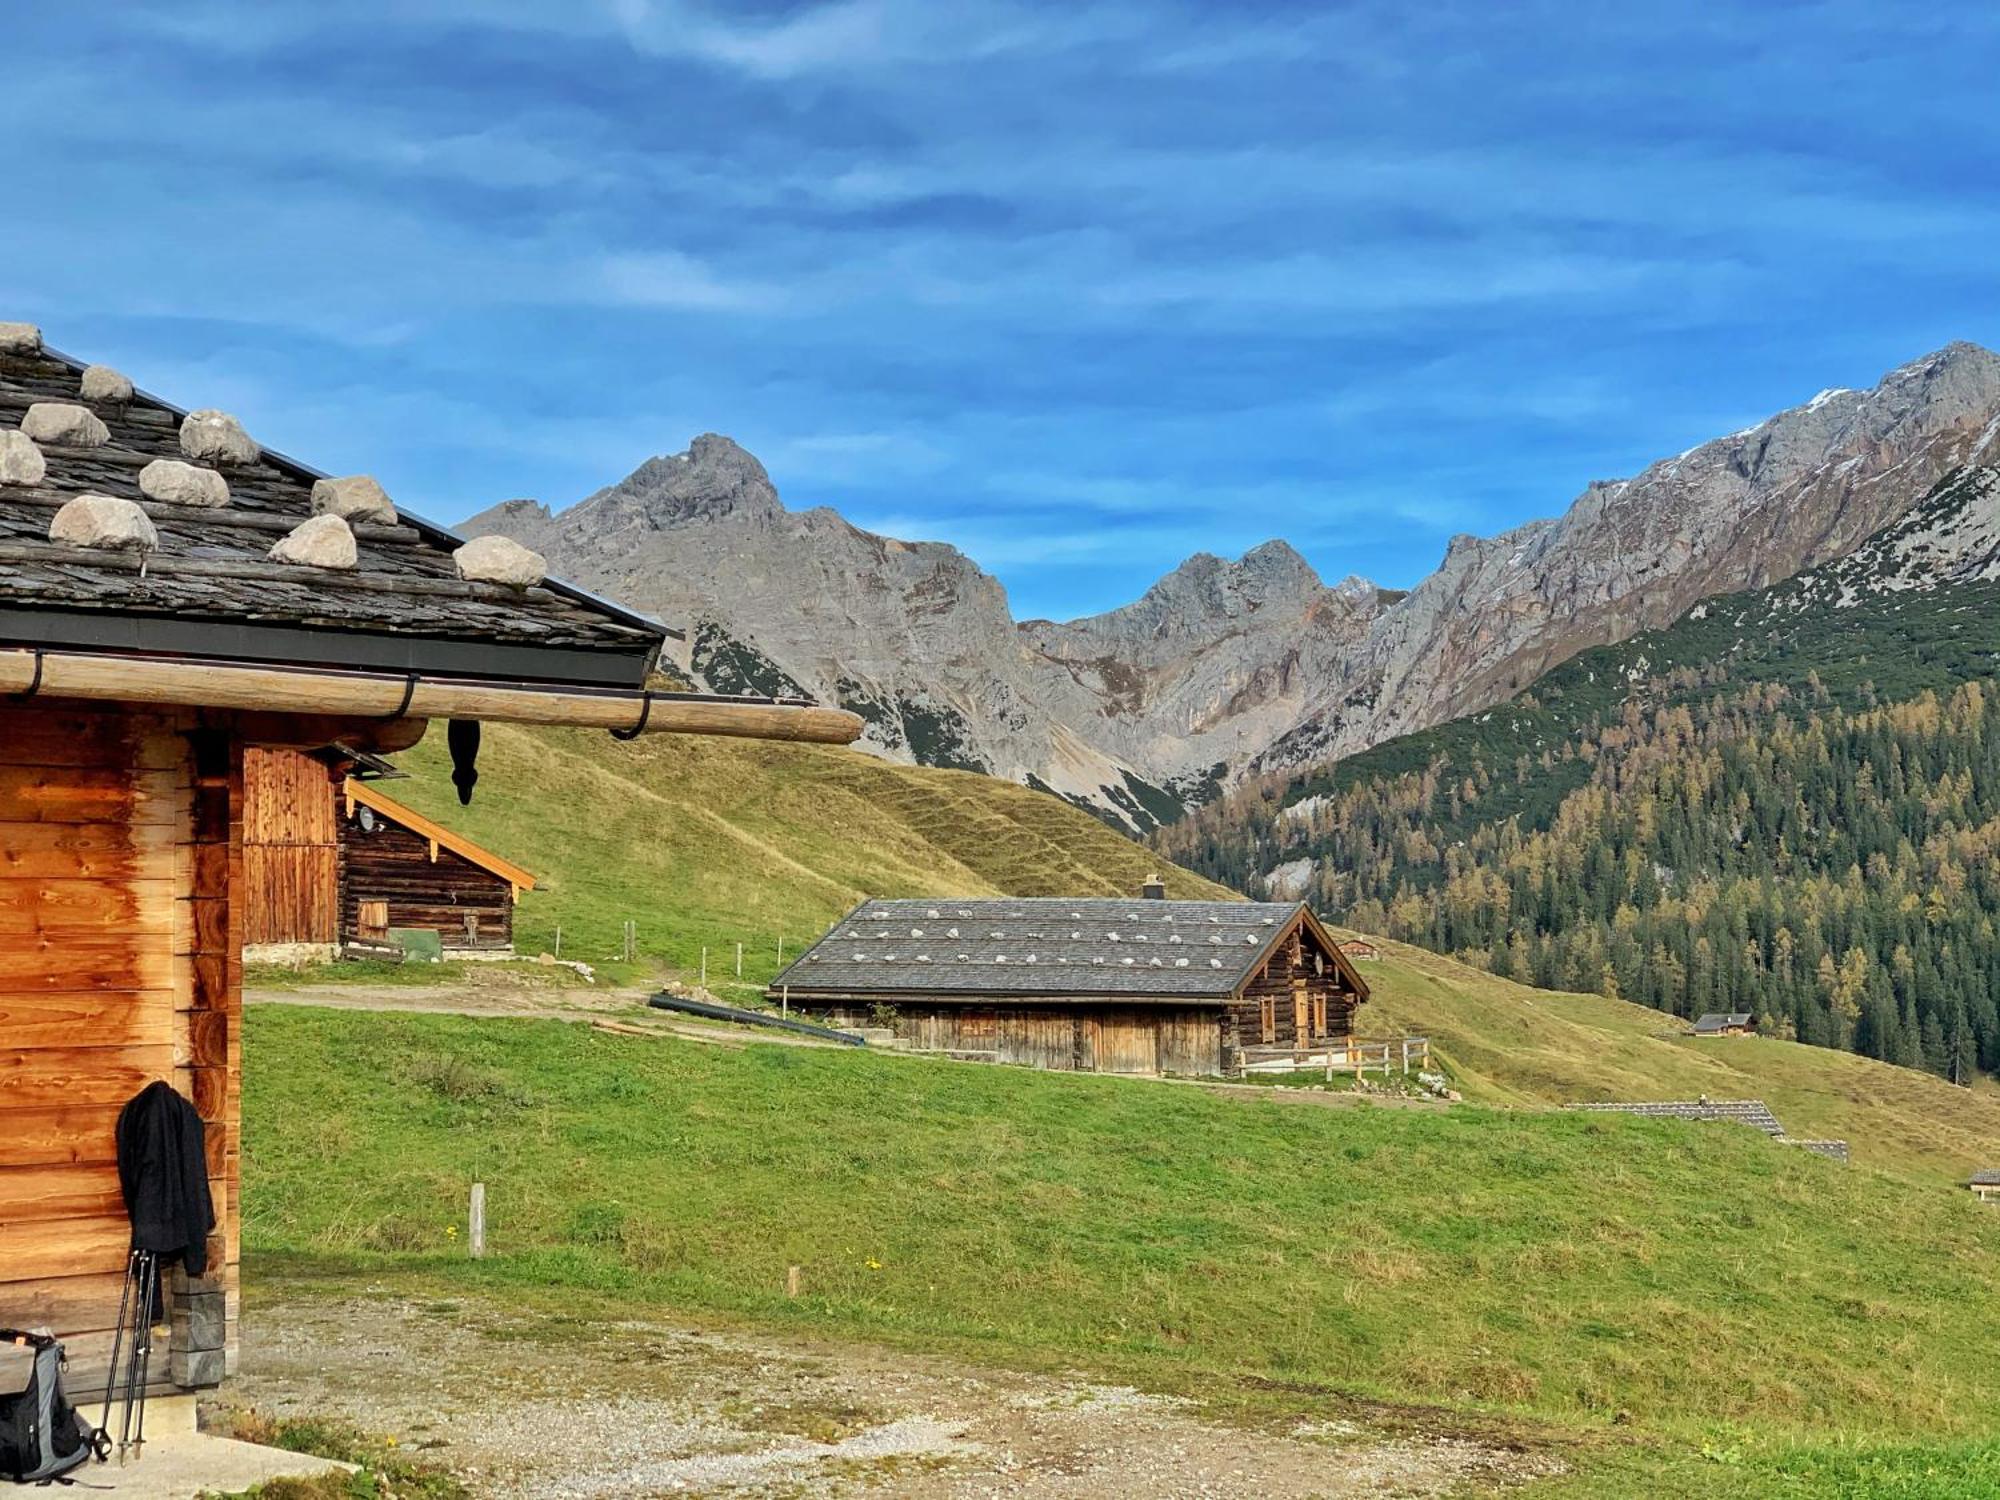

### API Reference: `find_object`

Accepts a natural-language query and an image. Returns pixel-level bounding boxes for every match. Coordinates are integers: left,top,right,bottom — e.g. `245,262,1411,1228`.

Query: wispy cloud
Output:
9,0,1999,618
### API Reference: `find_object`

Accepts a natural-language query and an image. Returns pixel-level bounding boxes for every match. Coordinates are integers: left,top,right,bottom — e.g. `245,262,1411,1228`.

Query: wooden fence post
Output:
736,942,743,978
786,1264,802,1298
469,1183,486,1259
700,947,708,986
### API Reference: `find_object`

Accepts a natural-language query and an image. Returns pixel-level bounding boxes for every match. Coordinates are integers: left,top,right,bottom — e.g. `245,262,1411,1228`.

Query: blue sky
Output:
6,3,1998,620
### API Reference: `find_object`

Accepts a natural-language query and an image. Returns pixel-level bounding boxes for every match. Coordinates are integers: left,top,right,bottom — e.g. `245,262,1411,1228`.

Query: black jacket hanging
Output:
114,1081,215,1276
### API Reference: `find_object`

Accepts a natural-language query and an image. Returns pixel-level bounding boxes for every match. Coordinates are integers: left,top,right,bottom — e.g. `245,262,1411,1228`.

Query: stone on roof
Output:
0,430,44,487
22,402,109,448
79,364,134,403
0,322,41,354
311,475,397,525
50,494,157,553
269,513,357,570
454,534,545,590
139,459,230,509
179,409,260,466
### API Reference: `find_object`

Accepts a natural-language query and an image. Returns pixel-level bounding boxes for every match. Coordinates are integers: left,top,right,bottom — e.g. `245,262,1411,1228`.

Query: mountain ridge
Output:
465,340,2000,830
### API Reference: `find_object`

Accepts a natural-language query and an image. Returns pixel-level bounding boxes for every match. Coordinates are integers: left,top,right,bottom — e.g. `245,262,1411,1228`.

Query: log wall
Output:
1222,923,1360,1069
340,817,515,951
829,1003,1224,1076
0,699,240,1400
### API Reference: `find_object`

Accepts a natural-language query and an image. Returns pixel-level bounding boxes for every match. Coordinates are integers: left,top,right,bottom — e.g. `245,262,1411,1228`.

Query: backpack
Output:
0,1331,104,1485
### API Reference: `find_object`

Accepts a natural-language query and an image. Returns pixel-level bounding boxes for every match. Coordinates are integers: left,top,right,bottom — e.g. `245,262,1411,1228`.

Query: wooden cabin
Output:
0,323,858,1414
1692,1011,1755,1037
771,893,1368,1077
1969,1171,2000,1203
243,749,534,962
1340,938,1381,961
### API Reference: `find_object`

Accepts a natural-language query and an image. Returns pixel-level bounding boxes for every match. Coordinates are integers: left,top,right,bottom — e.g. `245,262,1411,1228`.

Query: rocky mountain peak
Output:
590,433,782,528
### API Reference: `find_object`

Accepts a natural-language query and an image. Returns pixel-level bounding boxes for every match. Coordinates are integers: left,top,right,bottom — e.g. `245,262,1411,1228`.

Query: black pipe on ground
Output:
646,992,866,1046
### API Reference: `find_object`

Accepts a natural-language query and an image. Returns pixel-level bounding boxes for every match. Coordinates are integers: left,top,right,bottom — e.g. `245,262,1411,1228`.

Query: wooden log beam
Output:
0,651,863,746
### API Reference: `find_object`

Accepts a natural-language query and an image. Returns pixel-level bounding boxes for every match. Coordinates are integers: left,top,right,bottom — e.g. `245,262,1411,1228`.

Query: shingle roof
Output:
1969,1170,2000,1187
1567,1099,1786,1136
771,897,1321,1000
1,337,664,681
1692,1012,1753,1033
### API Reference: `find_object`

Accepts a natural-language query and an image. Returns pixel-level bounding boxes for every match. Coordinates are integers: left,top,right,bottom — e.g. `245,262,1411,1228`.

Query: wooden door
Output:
1292,980,1312,1042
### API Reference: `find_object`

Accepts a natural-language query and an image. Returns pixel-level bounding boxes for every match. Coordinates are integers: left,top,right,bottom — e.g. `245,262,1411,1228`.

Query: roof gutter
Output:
0,647,863,745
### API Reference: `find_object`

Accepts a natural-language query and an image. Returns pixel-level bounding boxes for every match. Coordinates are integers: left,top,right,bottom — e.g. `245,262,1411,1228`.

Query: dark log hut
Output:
243,749,535,960
0,322,858,1422
339,778,534,955
770,891,1369,1077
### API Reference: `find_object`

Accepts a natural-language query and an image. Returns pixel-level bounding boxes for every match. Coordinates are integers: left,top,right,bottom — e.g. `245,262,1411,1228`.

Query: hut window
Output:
1259,993,1276,1043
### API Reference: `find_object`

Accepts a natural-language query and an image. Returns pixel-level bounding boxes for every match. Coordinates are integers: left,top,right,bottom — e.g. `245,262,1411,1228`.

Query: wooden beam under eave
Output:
0,651,863,746
224,712,430,755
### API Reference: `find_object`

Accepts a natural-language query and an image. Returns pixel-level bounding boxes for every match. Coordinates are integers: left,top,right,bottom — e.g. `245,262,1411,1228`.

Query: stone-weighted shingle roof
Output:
1566,1099,1786,1136
0,330,665,683
771,897,1341,1000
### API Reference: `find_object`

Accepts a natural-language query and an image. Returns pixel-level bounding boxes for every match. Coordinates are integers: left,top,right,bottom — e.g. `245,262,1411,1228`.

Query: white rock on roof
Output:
22,402,110,448
312,475,397,525
138,459,229,508
455,535,548,589
269,513,358,570
79,364,134,403
0,322,42,354
0,429,45,486
180,410,260,466
49,493,157,552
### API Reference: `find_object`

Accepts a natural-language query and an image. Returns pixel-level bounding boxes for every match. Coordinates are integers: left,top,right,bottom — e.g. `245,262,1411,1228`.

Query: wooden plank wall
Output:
340,817,514,950
0,700,240,1399
876,1004,1223,1076
241,748,338,947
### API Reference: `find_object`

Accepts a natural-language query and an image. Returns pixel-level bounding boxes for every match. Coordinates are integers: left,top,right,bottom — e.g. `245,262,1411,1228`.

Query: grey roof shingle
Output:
1970,1170,2000,1187
0,341,664,671
1567,1099,1786,1136
771,897,1312,1000
1692,1012,1754,1033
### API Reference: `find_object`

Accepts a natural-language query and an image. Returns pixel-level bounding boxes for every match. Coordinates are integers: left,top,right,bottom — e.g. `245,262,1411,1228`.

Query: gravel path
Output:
222,1293,1562,1497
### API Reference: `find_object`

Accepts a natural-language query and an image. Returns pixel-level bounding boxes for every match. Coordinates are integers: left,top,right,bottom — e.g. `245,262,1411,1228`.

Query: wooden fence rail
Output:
1239,1036,1430,1079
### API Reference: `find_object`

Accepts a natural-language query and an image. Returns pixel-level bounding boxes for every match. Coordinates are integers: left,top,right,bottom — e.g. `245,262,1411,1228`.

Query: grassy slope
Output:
350,725,2000,1184
1346,930,2000,1186
245,1005,2000,1486
379,725,1227,981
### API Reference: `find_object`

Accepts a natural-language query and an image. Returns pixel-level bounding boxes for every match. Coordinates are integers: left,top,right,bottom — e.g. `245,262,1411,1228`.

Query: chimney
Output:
1141,875,1166,901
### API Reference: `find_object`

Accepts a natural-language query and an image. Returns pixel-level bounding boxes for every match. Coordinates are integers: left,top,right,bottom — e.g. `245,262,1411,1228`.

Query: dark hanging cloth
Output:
114,1081,215,1277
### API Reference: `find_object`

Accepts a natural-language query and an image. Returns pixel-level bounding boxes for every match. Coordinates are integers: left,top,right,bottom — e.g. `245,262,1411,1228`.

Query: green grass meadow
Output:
245,1005,2000,1495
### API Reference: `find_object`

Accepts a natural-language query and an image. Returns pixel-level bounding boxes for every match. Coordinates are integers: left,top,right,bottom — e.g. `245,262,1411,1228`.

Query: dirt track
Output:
224,1292,1561,1498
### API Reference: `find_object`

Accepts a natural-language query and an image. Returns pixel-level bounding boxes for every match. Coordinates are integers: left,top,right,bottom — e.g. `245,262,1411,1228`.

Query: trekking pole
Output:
128,1252,156,1461
99,1251,137,1441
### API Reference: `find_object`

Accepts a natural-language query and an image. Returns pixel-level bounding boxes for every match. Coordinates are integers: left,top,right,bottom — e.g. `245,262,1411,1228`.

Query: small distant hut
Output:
770,888,1369,1077
1692,1012,1755,1037
1340,938,1381,961
244,749,535,961
1970,1171,2000,1203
